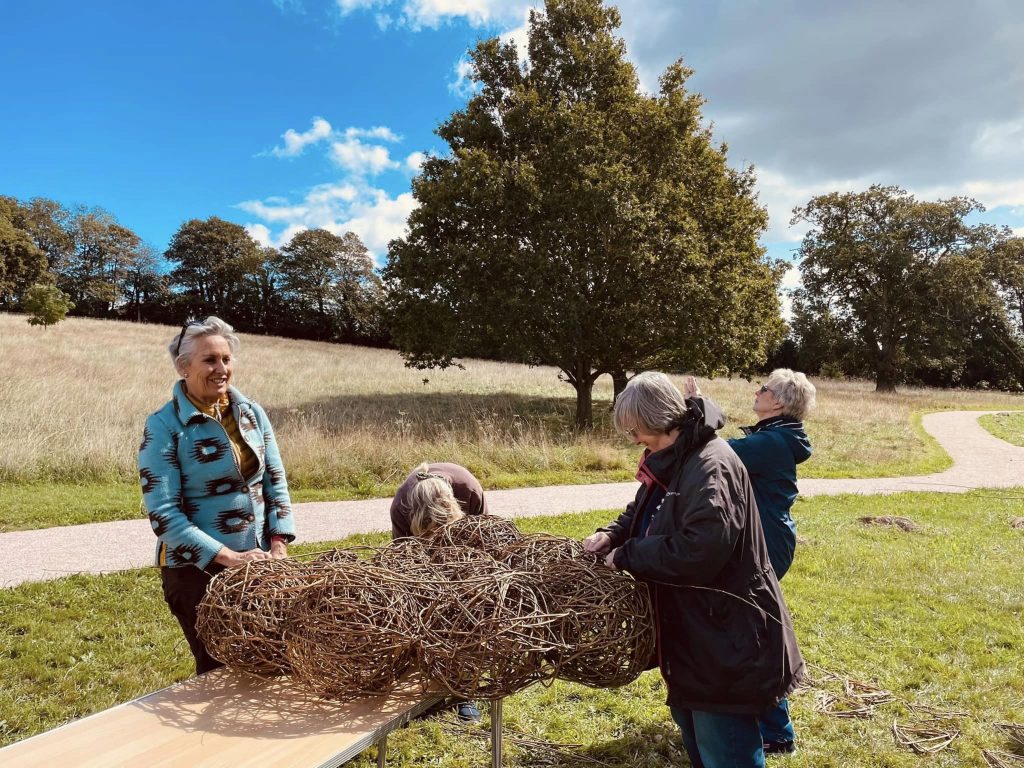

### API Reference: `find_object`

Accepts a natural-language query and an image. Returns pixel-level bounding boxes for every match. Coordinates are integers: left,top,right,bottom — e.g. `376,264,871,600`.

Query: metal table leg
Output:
490,699,503,768
376,733,388,768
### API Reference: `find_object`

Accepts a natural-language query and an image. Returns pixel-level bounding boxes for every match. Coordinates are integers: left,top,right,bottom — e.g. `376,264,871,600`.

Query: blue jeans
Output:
758,697,795,745
671,707,765,768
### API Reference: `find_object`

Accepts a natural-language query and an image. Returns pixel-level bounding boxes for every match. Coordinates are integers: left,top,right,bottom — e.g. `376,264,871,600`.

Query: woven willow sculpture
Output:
537,559,656,687
285,561,417,700
198,513,659,701
418,569,562,699
428,514,522,554
497,533,590,570
196,558,326,675
314,548,359,564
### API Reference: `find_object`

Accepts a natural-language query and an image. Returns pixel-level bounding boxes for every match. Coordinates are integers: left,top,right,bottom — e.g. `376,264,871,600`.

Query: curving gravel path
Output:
1,410,1021,589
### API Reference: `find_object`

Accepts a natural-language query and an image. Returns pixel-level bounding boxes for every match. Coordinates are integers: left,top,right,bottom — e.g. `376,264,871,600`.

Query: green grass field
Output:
3,491,1023,766
3,313,1024,532
980,412,1024,447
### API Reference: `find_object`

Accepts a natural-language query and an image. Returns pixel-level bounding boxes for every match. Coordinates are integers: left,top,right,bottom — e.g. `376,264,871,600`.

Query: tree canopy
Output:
277,228,385,343
22,283,74,328
384,0,785,428
791,185,1022,391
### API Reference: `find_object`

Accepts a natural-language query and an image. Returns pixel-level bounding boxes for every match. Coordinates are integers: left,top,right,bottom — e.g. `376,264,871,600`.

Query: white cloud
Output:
499,6,532,60
336,0,386,14
448,56,477,98
405,151,426,171
345,126,401,142
401,0,531,29
270,117,333,158
333,0,535,30
239,182,416,259
329,137,400,176
972,118,1024,160
1012,227,1024,238
754,168,872,242
339,189,417,253
246,223,273,247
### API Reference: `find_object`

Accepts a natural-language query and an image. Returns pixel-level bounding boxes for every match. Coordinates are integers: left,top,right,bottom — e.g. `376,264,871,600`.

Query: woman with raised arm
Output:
687,370,816,755
139,317,296,674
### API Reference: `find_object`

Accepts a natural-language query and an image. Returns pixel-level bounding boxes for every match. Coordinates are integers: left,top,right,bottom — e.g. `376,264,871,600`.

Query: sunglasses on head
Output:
174,319,204,358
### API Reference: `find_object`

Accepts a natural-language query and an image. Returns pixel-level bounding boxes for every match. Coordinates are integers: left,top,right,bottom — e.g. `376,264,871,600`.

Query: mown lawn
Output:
979,412,1024,447
2,491,1023,766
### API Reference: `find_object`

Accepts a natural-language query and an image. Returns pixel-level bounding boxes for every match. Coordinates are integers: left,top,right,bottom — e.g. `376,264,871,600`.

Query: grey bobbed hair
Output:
168,316,240,376
613,371,688,434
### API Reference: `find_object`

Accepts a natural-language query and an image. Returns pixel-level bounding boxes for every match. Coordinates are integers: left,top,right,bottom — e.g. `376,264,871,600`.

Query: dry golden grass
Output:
1,313,1022,493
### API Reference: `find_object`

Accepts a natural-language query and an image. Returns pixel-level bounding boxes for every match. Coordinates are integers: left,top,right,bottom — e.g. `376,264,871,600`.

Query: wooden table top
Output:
0,669,445,767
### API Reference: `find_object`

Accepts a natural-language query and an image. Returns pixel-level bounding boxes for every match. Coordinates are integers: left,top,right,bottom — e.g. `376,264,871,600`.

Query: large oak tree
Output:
792,185,1014,391
384,0,785,428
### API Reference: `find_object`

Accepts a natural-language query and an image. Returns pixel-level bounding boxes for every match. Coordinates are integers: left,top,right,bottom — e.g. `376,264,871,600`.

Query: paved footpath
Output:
2,410,1021,589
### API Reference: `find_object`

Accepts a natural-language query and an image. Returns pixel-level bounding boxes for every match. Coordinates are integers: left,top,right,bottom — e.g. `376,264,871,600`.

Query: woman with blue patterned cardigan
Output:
139,316,297,674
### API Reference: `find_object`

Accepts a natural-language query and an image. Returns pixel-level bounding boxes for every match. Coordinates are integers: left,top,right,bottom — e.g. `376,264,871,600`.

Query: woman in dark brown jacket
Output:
584,372,803,768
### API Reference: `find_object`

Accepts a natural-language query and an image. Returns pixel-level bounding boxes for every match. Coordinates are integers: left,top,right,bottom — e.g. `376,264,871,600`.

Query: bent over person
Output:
583,372,803,768
139,316,296,674
389,462,487,539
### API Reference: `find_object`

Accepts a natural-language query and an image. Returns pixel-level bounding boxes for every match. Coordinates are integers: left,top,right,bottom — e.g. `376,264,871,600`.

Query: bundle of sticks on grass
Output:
196,516,654,701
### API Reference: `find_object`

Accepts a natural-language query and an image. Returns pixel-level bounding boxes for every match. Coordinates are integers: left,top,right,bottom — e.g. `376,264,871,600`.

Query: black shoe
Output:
456,701,482,722
763,740,796,755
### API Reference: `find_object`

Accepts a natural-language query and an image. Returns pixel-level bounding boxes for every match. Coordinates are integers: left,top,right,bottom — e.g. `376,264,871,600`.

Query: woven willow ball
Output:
427,514,523,555
537,559,655,688
196,558,318,675
285,561,416,700
418,570,561,699
497,534,591,571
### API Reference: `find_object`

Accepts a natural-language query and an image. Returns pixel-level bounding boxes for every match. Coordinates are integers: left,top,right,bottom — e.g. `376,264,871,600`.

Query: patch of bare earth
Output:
859,516,921,532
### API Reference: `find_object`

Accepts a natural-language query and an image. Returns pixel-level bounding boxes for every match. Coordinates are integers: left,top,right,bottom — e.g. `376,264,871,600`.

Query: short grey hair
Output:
168,316,240,376
613,371,688,435
766,368,816,421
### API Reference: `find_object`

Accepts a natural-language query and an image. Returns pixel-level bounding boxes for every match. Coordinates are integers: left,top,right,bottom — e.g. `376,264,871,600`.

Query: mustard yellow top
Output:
185,390,260,480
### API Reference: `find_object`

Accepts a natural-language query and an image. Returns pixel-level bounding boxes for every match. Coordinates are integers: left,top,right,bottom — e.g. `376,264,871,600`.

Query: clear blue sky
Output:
2,0,1022,274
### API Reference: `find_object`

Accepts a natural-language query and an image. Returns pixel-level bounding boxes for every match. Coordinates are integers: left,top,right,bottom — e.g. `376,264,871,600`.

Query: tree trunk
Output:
564,364,599,431
875,346,898,392
572,379,594,430
610,370,630,408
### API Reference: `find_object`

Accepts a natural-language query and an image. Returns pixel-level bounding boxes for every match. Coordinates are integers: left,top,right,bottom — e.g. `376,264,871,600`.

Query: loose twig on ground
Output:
983,749,1024,767
892,719,960,754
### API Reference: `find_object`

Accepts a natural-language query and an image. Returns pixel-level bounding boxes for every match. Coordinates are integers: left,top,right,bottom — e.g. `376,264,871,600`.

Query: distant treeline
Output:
0,195,387,345
4,186,1024,393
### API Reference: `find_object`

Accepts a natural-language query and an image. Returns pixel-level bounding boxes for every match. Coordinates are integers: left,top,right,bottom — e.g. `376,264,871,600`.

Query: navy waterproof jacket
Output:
727,416,811,579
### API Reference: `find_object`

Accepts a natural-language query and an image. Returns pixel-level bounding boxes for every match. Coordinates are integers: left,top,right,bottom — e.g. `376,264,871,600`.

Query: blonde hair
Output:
407,462,464,537
613,371,688,434
765,368,817,421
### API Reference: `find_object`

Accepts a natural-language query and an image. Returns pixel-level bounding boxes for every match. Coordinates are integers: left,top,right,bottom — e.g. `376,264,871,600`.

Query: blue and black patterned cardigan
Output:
138,381,296,569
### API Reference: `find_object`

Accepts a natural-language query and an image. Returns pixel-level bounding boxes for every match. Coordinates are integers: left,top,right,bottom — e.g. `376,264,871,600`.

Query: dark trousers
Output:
160,564,225,675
